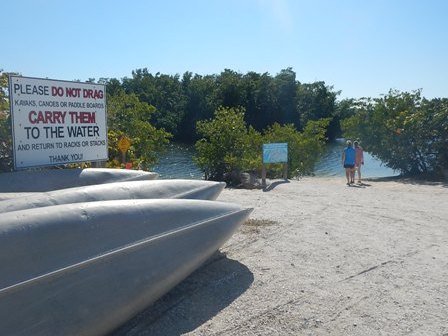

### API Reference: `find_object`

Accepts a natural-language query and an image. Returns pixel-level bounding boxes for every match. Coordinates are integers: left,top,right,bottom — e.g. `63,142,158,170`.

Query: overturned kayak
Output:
0,168,159,192
0,192,33,201
0,179,226,213
0,199,251,336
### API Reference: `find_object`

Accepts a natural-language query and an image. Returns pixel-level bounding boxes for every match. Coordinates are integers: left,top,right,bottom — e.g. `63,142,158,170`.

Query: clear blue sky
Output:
2,0,447,100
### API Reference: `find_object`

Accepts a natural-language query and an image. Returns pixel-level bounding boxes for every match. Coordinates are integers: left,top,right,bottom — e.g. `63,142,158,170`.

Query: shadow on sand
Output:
348,182,372,188
366,176,448,188
109,252,253,336
263,179,290,192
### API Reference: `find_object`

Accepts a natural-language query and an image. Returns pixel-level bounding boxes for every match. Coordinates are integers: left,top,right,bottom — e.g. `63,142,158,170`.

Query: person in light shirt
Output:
354,140,364,183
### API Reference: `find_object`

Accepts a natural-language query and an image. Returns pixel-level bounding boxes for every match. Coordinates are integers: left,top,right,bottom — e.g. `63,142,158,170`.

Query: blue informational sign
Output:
262,143,288,163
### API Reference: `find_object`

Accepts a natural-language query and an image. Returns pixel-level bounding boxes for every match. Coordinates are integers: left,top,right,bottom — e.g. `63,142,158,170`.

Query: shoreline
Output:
112,176,448,335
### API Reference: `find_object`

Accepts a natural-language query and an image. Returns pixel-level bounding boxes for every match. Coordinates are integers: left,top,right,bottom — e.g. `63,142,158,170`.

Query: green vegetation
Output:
263,119,330,178
118,68,338,142
195,107,252,181
342,90,448,178
106,91,171,170
194,106,329,184
1,67,447,180
0,71,12,171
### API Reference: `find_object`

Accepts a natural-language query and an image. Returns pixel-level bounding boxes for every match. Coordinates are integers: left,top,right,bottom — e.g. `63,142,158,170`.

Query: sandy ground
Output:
111,177,448,336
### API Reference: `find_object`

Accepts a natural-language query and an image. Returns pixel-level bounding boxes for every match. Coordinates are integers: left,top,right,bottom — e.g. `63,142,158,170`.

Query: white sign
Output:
9,76,108,169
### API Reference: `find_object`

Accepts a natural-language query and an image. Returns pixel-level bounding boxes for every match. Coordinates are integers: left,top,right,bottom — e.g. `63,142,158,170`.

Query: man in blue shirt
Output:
342,140,356,185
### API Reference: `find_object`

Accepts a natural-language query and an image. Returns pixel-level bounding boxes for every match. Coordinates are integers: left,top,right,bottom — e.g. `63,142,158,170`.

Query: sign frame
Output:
261,142,289,187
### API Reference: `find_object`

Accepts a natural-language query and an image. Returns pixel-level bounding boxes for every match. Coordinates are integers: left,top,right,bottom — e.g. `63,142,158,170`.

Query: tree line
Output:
105,67,341,142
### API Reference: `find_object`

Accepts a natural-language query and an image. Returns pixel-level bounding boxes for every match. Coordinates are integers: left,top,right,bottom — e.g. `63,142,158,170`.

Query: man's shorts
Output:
344,164,355,169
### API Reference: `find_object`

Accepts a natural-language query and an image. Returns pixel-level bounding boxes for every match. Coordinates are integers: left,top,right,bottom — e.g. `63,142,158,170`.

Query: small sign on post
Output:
117,136,131,164
262,143,288,187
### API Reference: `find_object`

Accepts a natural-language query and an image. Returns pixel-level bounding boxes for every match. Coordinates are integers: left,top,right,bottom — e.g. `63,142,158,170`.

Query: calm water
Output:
153,143,204,180
313,139,398,178
153,141,397,179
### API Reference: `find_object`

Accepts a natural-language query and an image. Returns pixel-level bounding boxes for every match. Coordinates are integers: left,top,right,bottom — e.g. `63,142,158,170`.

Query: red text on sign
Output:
28,111,67,124
69,111,96,123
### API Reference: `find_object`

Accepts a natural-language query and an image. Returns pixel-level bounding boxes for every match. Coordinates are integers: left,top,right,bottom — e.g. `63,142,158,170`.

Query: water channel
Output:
153,141,397,180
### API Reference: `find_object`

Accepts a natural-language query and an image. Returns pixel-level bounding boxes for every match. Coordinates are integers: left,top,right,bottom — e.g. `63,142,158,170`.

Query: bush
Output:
195,106,253,182
194,106,329,184
342,90,448,178
106,92,172,170
0,71,13,172
263,119,329,177
0,111,12,172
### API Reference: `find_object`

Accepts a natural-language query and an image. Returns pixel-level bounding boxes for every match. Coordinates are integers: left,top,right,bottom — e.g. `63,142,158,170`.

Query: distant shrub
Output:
107,92,172,170
194,106,329,184
0,111,13,172
263,119,329,178
342,90,448,178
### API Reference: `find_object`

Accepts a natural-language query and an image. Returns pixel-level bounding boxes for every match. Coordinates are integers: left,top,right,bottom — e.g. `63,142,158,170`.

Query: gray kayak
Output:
0,199,251,336
0,168,159,192
0,179,226,213
0,192,33,201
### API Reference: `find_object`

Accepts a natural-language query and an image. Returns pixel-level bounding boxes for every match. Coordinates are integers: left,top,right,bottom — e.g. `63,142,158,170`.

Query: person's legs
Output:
345,168,350,185
350,168,355,183
357,165,362,182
